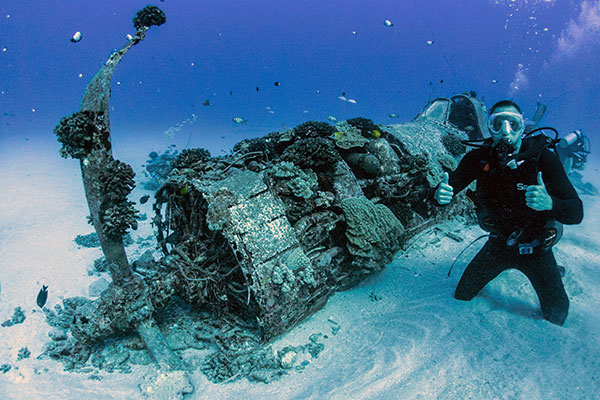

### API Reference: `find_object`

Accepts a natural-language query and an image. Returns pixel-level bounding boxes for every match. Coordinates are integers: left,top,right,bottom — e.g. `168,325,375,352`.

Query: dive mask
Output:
488,111,525,136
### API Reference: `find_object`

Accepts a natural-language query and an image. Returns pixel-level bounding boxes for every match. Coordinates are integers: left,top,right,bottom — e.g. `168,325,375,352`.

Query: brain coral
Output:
340,196,404,270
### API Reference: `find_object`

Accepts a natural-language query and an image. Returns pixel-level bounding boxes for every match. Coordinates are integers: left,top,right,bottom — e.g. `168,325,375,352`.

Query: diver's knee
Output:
544,298,569,326
454,287,475,301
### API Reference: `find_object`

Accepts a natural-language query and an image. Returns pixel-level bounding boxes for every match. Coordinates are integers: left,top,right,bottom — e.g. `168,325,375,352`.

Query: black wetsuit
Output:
447,136,583,326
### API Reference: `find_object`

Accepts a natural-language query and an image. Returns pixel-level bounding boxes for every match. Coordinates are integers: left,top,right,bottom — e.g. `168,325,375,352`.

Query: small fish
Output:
256,86,259,92
440,79,444,83
268,110,275,114
426,40,434,46
371,129,381,138
229,91,233,95
384,20,393,27
274,81,280,86
140,194,150,204
342,91,346,96
492,79,498,84
347,99,357,104
333,131,343,140
125,33,133,41
388,113,399,118
338,96,347,102
37,285,48,308
327,115,338,123
180,185,189,195
71,31,82,43
202,99,211,106
232,117,247,124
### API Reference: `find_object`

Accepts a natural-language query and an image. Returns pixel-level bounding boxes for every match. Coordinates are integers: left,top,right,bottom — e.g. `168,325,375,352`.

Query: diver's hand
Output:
526,171,553,211
434,172,454,205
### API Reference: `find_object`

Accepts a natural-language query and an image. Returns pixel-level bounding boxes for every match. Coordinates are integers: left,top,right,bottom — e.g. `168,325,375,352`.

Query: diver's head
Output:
488,100,524,154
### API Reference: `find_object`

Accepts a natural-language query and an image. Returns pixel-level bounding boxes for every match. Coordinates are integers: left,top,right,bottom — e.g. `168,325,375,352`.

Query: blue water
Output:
1,0,599,156
1,2,600,398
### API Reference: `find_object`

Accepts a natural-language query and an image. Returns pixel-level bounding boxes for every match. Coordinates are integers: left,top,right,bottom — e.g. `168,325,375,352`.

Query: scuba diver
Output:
526,103,591,176
433,100,583,326
556,129,591,175
555,129,596,195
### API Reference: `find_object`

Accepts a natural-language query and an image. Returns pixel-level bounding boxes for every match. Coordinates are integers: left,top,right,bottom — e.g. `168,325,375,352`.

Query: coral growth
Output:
133,5,167,30
1,307,25,327
97,156,136,202
441,133,467,156
233,133,278,157
94,154,138,237
332,121,369,149
347,117,380,138
53,111,110,159
171,148,211,170
99,202,138,237
70,276,153,343
292,121,335,139
281,137,341,171
271,162,318,199
339,196,404,271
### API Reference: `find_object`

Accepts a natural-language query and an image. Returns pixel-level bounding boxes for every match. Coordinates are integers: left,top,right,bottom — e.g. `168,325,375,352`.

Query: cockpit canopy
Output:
415,94,489,141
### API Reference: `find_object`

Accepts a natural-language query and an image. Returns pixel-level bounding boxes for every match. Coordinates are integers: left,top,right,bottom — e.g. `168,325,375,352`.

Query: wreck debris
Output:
48,108,476,387
52,3,188,385
46,107,478,386
47,6,480,390
144,115,475,344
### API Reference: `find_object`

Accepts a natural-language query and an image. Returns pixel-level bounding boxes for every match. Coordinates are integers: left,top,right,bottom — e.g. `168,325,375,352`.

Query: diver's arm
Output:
540,149,583,224
432,149,479,204
447,149,480,194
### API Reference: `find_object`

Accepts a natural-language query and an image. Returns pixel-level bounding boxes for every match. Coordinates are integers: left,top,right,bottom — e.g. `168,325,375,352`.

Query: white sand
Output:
1,135,598,400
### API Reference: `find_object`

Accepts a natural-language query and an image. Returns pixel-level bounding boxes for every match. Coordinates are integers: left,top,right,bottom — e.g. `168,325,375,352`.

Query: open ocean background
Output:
1,0,599,156
1,1,599,399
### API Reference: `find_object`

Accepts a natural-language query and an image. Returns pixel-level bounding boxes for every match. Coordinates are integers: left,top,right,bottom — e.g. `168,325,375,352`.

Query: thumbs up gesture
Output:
434,172,454,205
525,171,553,211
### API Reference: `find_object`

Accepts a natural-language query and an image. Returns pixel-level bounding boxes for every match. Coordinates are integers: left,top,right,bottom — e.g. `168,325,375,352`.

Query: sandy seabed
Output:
0,135,599,400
